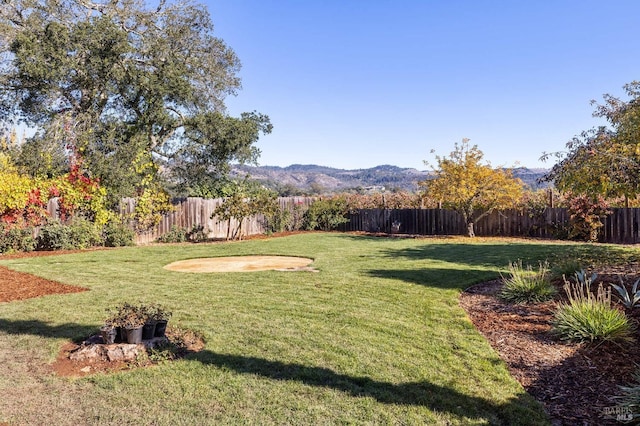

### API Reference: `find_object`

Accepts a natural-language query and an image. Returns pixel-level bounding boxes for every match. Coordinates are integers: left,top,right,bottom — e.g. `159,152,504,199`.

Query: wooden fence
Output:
340,208,640,244
341,209,466,236
120,196,315,245
45,197,640,244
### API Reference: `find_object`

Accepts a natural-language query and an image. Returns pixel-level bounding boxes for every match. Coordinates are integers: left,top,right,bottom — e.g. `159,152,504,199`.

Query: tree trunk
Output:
237,219,244,241
467,222,475,238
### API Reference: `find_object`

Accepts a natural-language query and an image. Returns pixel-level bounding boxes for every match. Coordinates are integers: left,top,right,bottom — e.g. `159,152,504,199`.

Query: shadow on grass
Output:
370,241,636,269
366,267,499,289
378,243,561,267
0,318,548,423
190,350,547,425
0,318,96,342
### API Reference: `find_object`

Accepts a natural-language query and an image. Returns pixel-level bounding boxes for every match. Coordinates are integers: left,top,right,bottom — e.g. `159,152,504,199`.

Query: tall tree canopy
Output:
0,0,271,203
420,139,524,237
542,81,640,201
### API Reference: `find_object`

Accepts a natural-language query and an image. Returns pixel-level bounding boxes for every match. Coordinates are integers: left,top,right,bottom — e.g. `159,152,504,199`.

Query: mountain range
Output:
232,164,550,194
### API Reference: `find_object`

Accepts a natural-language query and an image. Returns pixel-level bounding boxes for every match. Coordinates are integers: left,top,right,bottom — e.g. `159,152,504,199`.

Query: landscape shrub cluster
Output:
102,220,136,248
0,223,35,253
500,258,640,410
1,144,637,252
553,271,634,344
0,217,134,253
501,262,638,345
302,197,350,231
499,260,556,304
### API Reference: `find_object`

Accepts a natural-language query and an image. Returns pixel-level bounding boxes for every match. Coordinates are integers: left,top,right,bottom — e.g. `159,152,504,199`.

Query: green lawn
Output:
0,233,636,425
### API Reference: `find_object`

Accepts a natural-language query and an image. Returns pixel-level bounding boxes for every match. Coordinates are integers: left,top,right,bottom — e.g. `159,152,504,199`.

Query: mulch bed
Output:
460,278,640,425
0,264,87,303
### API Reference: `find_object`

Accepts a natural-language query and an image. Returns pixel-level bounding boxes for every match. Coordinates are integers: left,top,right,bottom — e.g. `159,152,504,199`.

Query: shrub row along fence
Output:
46,198,640,244
340,208,640,244
120,197,315,245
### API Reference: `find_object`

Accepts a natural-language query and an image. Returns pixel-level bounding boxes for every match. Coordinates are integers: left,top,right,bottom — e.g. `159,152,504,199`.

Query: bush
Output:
186,225,208,243
303,197,349,231
0,225,35,253
499,260,556,304
156,226,188,243
550,258,584,281
36,218,105,251
567,195,611,242
615,368,640,416
264,204,307,234
36,220,75,250
552,273,634,344
263,207,293,234
103,220,135,247
68,217,103,249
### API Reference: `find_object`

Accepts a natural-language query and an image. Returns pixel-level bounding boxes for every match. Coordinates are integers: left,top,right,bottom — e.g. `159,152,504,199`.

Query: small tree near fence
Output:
212,180,279,240
419,139,524,237
567,194,611,242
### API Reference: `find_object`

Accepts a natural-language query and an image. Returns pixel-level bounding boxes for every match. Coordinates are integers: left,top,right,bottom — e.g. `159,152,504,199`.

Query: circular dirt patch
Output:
163,256,315,273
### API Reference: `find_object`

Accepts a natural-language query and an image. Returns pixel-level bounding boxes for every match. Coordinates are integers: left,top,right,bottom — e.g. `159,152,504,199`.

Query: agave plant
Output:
611,277,640,309
574,269,598,286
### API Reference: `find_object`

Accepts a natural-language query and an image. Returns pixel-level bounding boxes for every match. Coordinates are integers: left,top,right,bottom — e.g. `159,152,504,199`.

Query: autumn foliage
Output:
0,164,108,229
419,139,524,237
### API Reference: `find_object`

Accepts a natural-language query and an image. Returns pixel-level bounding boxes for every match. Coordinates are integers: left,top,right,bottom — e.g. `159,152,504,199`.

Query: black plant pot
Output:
117,327,126,343
142,322,157,340
154,320,168,337
100,326,117,344
126,326,143,344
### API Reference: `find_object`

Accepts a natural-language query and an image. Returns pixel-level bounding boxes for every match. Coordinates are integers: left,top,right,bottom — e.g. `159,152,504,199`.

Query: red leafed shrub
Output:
567,194,611,242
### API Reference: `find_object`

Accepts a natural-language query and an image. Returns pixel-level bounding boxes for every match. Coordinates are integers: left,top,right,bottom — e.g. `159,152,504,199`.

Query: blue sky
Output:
207,1,639,170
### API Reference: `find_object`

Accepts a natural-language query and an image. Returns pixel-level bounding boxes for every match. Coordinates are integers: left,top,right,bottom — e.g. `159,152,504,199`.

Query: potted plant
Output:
122,304,146,344
141,305,157,340
100,319,117,344
150,304,172,337
106,303,147,344
104,308,125,343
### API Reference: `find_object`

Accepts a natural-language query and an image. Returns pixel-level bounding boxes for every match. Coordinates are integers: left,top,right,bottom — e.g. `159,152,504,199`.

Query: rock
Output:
66,335,171,364
69,344,106,362
106,344,144,362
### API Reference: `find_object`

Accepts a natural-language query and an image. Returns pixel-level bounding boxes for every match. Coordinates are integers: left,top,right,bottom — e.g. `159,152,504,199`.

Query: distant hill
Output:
232,164,550,194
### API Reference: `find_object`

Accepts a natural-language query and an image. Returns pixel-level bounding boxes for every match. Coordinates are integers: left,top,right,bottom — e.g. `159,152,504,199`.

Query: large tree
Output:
542,81,640,202
0,0,270,204
419,139,524,237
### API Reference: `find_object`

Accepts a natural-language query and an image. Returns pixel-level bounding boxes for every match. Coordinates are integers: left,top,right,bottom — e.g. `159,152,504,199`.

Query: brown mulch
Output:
0,264,88,303
3,245,640,423
460,278,640,425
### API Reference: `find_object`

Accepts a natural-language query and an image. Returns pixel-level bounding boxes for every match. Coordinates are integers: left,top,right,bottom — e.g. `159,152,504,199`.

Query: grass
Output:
499,260,556,304
553,276,635,344
0,233,639,425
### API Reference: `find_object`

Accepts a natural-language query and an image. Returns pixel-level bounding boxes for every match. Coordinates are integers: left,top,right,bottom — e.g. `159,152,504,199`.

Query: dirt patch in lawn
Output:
164,255,315,272
52,327,206,377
